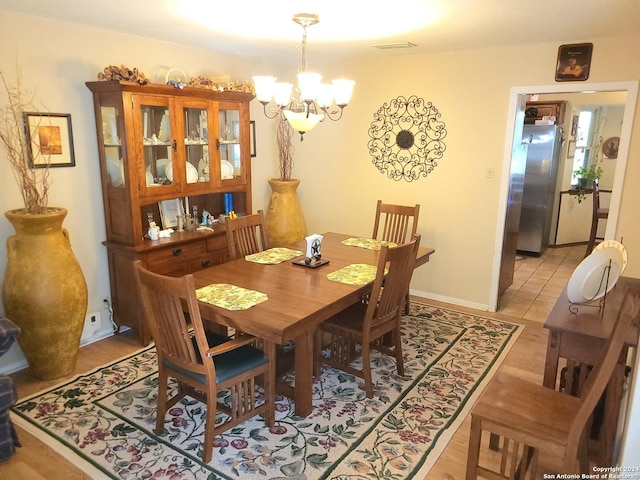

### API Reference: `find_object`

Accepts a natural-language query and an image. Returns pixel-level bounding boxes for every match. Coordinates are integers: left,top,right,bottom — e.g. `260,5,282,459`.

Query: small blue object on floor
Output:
0,315,21,462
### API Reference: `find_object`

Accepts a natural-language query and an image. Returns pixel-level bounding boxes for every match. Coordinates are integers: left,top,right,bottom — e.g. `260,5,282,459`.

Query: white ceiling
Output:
2,0,640,65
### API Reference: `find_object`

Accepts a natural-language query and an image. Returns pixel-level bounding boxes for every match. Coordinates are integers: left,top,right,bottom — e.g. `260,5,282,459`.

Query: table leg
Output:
543,331,560,389
293,327,315,416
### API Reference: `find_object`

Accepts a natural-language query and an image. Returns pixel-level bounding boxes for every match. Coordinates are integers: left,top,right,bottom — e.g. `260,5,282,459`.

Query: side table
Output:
543,277,640,466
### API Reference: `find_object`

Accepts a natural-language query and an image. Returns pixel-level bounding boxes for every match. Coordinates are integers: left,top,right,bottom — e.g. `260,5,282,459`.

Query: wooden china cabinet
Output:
86,80,254,344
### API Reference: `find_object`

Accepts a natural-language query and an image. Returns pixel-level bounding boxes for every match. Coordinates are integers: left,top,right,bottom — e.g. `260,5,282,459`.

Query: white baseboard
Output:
410,288,490,312
0,328,117,376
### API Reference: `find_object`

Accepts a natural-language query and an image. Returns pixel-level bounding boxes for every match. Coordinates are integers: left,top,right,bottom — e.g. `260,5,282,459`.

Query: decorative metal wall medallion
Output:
368,95,447,182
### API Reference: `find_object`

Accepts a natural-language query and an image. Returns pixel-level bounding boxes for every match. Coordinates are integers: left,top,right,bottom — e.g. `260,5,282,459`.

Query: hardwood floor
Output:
1,246,585,479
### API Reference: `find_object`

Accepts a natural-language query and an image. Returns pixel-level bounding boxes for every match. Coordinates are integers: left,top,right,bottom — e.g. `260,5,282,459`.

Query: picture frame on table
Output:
555,43,593,82
158,198,182,229
24,112,76,167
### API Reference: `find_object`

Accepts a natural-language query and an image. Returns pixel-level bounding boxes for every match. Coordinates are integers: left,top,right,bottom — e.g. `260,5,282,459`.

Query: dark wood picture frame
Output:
555,43,593,82
250,120,256,157
24,112,76,167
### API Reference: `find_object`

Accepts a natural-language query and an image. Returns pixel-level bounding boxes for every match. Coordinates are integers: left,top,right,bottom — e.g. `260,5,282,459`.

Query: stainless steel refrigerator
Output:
517,125,562,255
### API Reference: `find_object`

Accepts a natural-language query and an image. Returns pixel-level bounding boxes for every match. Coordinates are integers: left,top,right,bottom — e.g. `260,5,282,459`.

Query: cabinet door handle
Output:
172,140,177,151
201,260,211,268
216,139,220,150
172,248,183,256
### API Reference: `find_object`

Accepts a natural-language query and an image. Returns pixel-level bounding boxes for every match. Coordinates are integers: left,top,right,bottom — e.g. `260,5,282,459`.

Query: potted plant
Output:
263,115,307,246
0,68,87,379
572,164,602,203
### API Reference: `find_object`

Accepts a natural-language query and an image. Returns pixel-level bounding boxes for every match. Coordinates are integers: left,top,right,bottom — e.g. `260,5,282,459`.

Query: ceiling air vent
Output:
373,42,417,50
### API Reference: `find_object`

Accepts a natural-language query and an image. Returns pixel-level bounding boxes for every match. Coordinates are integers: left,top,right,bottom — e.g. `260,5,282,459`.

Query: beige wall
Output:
1,8,639,466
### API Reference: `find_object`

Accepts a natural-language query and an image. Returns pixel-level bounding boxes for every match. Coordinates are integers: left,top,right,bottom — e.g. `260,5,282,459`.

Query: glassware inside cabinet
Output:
184,107,209,184
141,105,173,187
218,109,241,179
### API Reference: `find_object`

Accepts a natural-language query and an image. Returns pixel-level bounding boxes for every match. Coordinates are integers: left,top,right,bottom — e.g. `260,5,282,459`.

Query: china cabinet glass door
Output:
99,96,125,189
179,99,219,192
218,103,245,185
133,95,180,196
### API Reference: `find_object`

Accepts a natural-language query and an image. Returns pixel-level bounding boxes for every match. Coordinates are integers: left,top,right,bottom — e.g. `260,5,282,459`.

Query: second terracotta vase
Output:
264,179,307,247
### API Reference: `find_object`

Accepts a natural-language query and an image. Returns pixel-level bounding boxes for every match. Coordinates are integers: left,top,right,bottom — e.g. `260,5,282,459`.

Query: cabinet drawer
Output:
206,234,228,252
189,254,216,272
146,241,206,273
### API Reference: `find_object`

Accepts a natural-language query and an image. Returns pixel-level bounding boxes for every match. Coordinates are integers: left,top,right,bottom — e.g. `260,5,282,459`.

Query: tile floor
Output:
498,244,587,322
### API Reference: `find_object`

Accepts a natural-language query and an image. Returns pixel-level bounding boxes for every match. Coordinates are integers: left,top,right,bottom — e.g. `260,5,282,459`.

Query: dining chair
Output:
465,287,640,479
225,210,268,260
585,179,609,257
134,260,275,463
316,235,421,398
372,200,420,313
372,200,420,245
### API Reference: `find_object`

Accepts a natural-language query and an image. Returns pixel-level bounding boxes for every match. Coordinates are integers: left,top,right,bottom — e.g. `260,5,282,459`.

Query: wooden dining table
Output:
191,232,435,416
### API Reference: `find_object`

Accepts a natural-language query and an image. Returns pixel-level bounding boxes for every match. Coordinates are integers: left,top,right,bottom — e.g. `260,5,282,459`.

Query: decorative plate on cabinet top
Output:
566,246,624,304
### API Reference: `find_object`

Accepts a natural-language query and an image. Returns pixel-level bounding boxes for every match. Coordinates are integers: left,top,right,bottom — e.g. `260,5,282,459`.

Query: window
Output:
571,109,596,183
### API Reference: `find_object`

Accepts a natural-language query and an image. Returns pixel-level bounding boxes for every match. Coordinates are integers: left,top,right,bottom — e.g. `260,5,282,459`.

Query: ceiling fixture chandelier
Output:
253,13,355,139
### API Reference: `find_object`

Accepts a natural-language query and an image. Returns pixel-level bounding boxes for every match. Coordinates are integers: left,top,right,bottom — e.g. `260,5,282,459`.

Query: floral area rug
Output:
11,302,521,480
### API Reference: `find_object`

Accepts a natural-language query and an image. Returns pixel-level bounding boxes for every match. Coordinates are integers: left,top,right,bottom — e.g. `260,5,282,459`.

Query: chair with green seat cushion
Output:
134,261,275,464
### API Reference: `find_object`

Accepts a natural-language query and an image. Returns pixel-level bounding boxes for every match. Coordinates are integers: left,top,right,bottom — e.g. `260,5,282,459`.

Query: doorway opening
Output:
490,81,639,312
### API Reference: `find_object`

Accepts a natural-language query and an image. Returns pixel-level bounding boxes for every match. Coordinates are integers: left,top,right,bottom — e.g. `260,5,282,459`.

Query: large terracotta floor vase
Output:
2,207,88,379
264,178,307,247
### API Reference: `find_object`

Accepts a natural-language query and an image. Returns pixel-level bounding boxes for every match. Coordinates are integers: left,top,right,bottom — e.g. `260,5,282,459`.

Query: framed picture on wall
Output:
250,120,256,157
555,43,593,82
24,112,76,167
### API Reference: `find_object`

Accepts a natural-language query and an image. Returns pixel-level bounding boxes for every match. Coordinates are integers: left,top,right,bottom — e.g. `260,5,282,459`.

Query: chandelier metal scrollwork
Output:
368,95,447,182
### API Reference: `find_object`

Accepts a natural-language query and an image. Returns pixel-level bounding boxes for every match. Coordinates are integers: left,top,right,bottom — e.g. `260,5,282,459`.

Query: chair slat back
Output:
134,261,212,377
364,235,420,334
568,287,640,455
372,200,420,245
226,210,268,259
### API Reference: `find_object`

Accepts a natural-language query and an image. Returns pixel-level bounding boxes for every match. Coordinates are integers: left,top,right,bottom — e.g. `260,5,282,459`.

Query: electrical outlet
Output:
81,311,102,340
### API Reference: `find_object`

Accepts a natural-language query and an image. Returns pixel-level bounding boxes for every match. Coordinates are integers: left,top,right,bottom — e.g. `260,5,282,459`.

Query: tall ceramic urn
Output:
264,179,307,247
2,207,88,379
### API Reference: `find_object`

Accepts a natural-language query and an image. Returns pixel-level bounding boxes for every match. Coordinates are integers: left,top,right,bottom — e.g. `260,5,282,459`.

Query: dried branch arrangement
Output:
274,115,295,181
0,69,50,213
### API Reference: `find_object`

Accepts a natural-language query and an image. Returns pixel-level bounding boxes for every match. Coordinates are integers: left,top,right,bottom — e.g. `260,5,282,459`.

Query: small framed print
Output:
24,112,76,167
158,198,183,229
555,43,593,82
250,120,256,157
567,140,576,158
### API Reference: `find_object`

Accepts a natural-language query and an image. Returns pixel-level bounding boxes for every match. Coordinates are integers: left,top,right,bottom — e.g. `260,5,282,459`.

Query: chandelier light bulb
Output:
273,82,293,106
253,76,276,103
332,79,355,107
